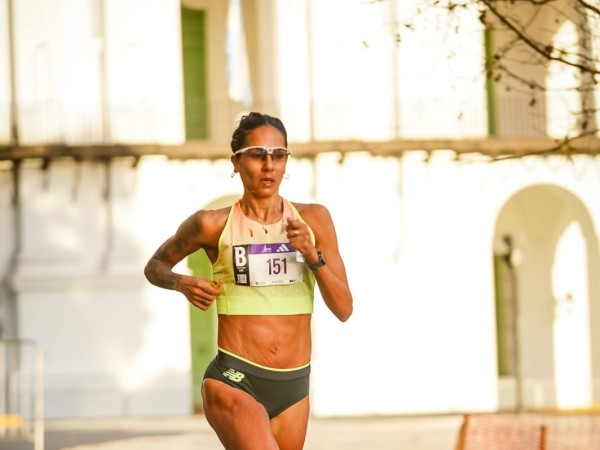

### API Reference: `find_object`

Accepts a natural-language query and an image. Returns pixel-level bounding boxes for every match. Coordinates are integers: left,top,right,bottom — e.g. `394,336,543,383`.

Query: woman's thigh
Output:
270,396,310,450
202,379,279,450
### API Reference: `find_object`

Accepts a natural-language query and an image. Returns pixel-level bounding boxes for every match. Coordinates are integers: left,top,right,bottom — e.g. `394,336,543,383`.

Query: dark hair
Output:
230,112,288,153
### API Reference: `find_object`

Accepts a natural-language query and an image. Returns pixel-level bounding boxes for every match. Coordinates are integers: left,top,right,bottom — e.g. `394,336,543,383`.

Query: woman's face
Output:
231,125,289,199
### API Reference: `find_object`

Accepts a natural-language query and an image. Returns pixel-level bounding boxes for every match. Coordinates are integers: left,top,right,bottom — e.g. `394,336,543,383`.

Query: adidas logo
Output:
276,243,290,252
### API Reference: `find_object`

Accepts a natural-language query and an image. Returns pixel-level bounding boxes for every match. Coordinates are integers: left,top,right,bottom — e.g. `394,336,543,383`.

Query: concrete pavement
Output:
0,414,464,450
4,411,599,449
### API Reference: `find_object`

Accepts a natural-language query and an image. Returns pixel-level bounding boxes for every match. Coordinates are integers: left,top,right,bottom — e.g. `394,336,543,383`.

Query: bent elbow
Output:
337,304,353,323
143,261,155,283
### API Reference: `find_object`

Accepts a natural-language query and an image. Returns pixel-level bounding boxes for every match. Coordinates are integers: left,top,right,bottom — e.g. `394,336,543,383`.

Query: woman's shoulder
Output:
290,201,331,221
192,205,232,233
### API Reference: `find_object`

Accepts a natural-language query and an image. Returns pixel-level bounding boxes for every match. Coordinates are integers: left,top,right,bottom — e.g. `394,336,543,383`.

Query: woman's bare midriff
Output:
217,314,312,369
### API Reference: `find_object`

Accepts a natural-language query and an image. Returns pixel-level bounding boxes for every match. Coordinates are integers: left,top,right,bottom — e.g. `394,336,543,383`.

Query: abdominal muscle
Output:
217,314,312,369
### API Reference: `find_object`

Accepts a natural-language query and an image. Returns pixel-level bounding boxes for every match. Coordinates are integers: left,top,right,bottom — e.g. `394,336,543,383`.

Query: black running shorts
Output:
203,350,310,419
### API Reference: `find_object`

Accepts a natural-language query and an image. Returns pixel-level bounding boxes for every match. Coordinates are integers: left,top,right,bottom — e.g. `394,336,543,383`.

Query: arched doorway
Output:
493,184,600,411
187,194,239,413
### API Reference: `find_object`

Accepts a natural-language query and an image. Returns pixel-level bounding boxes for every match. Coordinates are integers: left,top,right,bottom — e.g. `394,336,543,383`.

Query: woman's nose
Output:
262,155,274,168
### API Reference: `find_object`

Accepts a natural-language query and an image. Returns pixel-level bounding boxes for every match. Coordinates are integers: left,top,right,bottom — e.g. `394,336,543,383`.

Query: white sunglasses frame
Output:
232,146,292,159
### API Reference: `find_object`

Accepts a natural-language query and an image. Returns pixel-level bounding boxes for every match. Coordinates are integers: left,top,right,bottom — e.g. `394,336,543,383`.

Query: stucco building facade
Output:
1,0,599,418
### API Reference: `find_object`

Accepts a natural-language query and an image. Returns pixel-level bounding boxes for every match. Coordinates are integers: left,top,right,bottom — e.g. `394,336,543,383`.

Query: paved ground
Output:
0,414,463,450
3,412,600,449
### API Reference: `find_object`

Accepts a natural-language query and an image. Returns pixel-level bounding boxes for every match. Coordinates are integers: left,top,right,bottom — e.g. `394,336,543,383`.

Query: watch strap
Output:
307,250,326,272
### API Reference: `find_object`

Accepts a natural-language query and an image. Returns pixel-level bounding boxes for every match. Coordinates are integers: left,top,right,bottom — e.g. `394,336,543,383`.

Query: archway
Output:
493,184,600,411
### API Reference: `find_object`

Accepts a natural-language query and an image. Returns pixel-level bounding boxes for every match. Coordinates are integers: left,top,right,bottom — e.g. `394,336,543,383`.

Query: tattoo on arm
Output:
145,256,182,291
144,213,204,291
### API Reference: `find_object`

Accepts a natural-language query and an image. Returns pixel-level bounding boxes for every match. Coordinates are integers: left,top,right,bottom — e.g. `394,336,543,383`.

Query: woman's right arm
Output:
144,210,224,310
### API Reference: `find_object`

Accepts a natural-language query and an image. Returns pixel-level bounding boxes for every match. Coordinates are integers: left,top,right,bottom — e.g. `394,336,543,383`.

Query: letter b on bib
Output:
232,245,250,286
234,246,247,266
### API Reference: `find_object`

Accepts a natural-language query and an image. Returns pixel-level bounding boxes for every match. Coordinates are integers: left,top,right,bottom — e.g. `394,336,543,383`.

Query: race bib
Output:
232,243,304,286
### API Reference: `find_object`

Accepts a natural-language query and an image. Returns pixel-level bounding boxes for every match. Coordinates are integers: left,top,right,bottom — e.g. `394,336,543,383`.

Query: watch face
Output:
319,251,326,264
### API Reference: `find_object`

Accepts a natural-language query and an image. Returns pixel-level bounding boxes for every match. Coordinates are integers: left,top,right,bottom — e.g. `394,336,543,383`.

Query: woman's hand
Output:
287,218,319,264
176,276,223,310
289,205,353,322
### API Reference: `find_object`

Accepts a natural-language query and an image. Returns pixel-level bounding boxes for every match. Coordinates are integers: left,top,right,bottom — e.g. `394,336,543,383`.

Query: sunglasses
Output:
233,146,292,161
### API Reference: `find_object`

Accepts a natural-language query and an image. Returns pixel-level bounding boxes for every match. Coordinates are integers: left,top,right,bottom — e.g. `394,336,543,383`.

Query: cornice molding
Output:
1,136,598,164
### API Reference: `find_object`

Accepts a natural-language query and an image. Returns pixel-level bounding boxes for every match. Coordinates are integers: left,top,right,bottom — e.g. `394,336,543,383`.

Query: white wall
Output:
2,0,184,146
308,152,600,416
275,0,487,142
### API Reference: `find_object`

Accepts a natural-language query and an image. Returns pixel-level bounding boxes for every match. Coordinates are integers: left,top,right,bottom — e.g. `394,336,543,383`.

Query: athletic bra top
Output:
212,199,315,315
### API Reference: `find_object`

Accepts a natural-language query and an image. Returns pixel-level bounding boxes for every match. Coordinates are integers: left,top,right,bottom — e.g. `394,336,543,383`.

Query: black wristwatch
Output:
307,250,326,272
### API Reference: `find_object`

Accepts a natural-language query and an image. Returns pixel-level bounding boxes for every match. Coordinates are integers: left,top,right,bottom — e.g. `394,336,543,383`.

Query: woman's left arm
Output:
288,204,353,322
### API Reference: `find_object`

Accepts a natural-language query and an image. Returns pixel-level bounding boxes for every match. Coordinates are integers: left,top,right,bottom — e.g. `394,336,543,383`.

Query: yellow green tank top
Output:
212,199,315,315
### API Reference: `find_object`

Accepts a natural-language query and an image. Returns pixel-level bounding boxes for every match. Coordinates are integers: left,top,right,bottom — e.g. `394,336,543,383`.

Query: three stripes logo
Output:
276,243,290,252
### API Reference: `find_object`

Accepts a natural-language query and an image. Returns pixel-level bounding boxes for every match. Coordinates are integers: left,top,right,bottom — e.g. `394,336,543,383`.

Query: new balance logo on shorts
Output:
223,369,245,383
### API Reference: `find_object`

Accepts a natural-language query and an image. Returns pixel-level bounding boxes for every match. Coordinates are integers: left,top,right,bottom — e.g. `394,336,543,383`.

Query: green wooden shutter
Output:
494,254,508,376
181,6,208,140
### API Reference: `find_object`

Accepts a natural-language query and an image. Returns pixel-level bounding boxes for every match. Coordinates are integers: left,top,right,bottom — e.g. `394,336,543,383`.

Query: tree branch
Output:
575,0,600,16
480,0,600,74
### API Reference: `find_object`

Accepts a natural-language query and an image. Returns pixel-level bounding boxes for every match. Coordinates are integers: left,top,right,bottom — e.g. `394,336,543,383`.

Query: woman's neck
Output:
239,196,283,224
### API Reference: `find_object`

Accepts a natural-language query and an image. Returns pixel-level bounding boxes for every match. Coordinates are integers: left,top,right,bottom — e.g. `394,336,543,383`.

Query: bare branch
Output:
575,0,600,16
481,0,600,74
